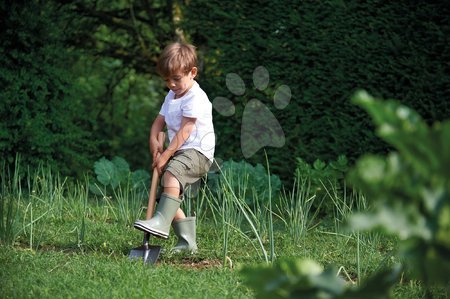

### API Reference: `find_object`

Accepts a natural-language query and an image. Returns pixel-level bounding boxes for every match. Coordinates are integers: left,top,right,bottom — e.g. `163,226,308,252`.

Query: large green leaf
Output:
94,157,116,187
111,156,130,184
131,169,150,191
241,258,399,299
352,91,438,178
348,91,450,288
88,183,104,196
93,156,130,189
241,259,345,298
348,203,431,241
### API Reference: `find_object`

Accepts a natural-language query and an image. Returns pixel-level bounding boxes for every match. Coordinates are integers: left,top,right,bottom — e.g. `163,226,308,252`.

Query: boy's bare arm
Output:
150,115,166,161
153,116,196,174
166,116,196,155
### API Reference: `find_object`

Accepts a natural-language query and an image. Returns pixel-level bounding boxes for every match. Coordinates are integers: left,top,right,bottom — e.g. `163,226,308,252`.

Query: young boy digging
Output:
134,42,215,253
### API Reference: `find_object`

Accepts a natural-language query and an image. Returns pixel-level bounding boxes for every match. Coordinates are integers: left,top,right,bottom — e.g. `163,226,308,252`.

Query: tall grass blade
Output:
0,156,22,245
277,175,318,245
264,151,275,263
218,165,269,263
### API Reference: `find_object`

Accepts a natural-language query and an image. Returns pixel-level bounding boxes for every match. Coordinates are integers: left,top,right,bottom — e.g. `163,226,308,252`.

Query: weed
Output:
0,158,21,245
276,176,319,245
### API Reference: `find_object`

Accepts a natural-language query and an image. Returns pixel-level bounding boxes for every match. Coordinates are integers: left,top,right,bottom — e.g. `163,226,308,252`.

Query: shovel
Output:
129,132,165,265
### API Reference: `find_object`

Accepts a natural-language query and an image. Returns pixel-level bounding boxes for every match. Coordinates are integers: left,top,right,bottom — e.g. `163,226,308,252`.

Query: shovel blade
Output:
129,244,162,265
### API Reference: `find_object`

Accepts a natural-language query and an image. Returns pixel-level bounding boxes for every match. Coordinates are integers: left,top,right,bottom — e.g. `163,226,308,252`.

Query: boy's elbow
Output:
153,116,165,128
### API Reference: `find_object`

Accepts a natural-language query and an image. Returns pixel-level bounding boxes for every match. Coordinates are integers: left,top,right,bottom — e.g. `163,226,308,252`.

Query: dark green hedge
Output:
182,0,450,183
0,2,96,175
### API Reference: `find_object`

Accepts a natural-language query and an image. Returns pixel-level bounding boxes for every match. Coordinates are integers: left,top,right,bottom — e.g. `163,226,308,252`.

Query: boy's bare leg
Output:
173,208,186,221
162,171,186,222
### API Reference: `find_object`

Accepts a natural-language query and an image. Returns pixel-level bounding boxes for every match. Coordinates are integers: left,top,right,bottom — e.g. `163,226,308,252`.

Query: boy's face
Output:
164,67,197,98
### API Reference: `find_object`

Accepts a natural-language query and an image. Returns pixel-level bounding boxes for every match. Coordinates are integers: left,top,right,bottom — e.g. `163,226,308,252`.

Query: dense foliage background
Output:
1,0,449,184
182,0,450,182
0,2,95,175
1,0,176,175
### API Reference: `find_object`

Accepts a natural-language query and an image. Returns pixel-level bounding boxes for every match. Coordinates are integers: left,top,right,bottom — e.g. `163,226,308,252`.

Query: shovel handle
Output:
146,132,165,220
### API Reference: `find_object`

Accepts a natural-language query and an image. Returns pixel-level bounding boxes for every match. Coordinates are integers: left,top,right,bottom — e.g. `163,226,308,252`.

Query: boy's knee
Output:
163,171,177,184
162,171,182,193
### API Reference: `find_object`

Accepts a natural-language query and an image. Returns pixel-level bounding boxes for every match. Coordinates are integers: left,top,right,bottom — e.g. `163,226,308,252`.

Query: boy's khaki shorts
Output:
161,149,212,194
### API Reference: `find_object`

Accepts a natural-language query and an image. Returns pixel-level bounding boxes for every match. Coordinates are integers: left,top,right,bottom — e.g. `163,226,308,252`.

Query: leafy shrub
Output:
295,155,349,215
348,91,450,291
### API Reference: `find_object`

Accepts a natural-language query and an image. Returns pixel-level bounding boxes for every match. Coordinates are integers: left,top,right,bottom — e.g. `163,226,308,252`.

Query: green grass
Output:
0,246,249,298
1,223,443,299
1,165,447,298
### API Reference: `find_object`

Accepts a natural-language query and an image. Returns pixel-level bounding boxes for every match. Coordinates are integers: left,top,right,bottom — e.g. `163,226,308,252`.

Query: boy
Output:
134,42,215,253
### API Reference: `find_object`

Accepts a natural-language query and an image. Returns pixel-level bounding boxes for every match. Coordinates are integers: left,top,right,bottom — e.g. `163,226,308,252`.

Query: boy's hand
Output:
152,151,170,176
150,138,163,161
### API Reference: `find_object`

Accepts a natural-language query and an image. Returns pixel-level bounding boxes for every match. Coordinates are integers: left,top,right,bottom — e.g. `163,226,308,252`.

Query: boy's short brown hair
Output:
157,42,197,78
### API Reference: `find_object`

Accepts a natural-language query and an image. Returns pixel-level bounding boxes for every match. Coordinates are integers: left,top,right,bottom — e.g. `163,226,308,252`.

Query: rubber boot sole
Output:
134,222,169,239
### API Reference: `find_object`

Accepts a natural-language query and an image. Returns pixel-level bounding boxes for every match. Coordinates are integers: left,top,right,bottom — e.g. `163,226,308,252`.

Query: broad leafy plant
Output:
242,258,400,299
348,91,450,291
296,156,349,186
241,91,449,298
89,156,150,197
295,155,349,215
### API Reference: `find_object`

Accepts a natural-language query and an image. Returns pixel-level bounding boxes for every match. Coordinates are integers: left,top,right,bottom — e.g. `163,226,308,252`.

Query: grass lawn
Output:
0,245,249,298
1,213,442,298
0,169,446,299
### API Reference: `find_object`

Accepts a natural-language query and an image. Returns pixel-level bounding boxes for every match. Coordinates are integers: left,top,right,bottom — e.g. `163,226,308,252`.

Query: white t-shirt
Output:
159,81,215,161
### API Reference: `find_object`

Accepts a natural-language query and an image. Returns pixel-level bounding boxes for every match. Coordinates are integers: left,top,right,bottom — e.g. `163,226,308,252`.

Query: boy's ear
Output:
190,67,198,78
